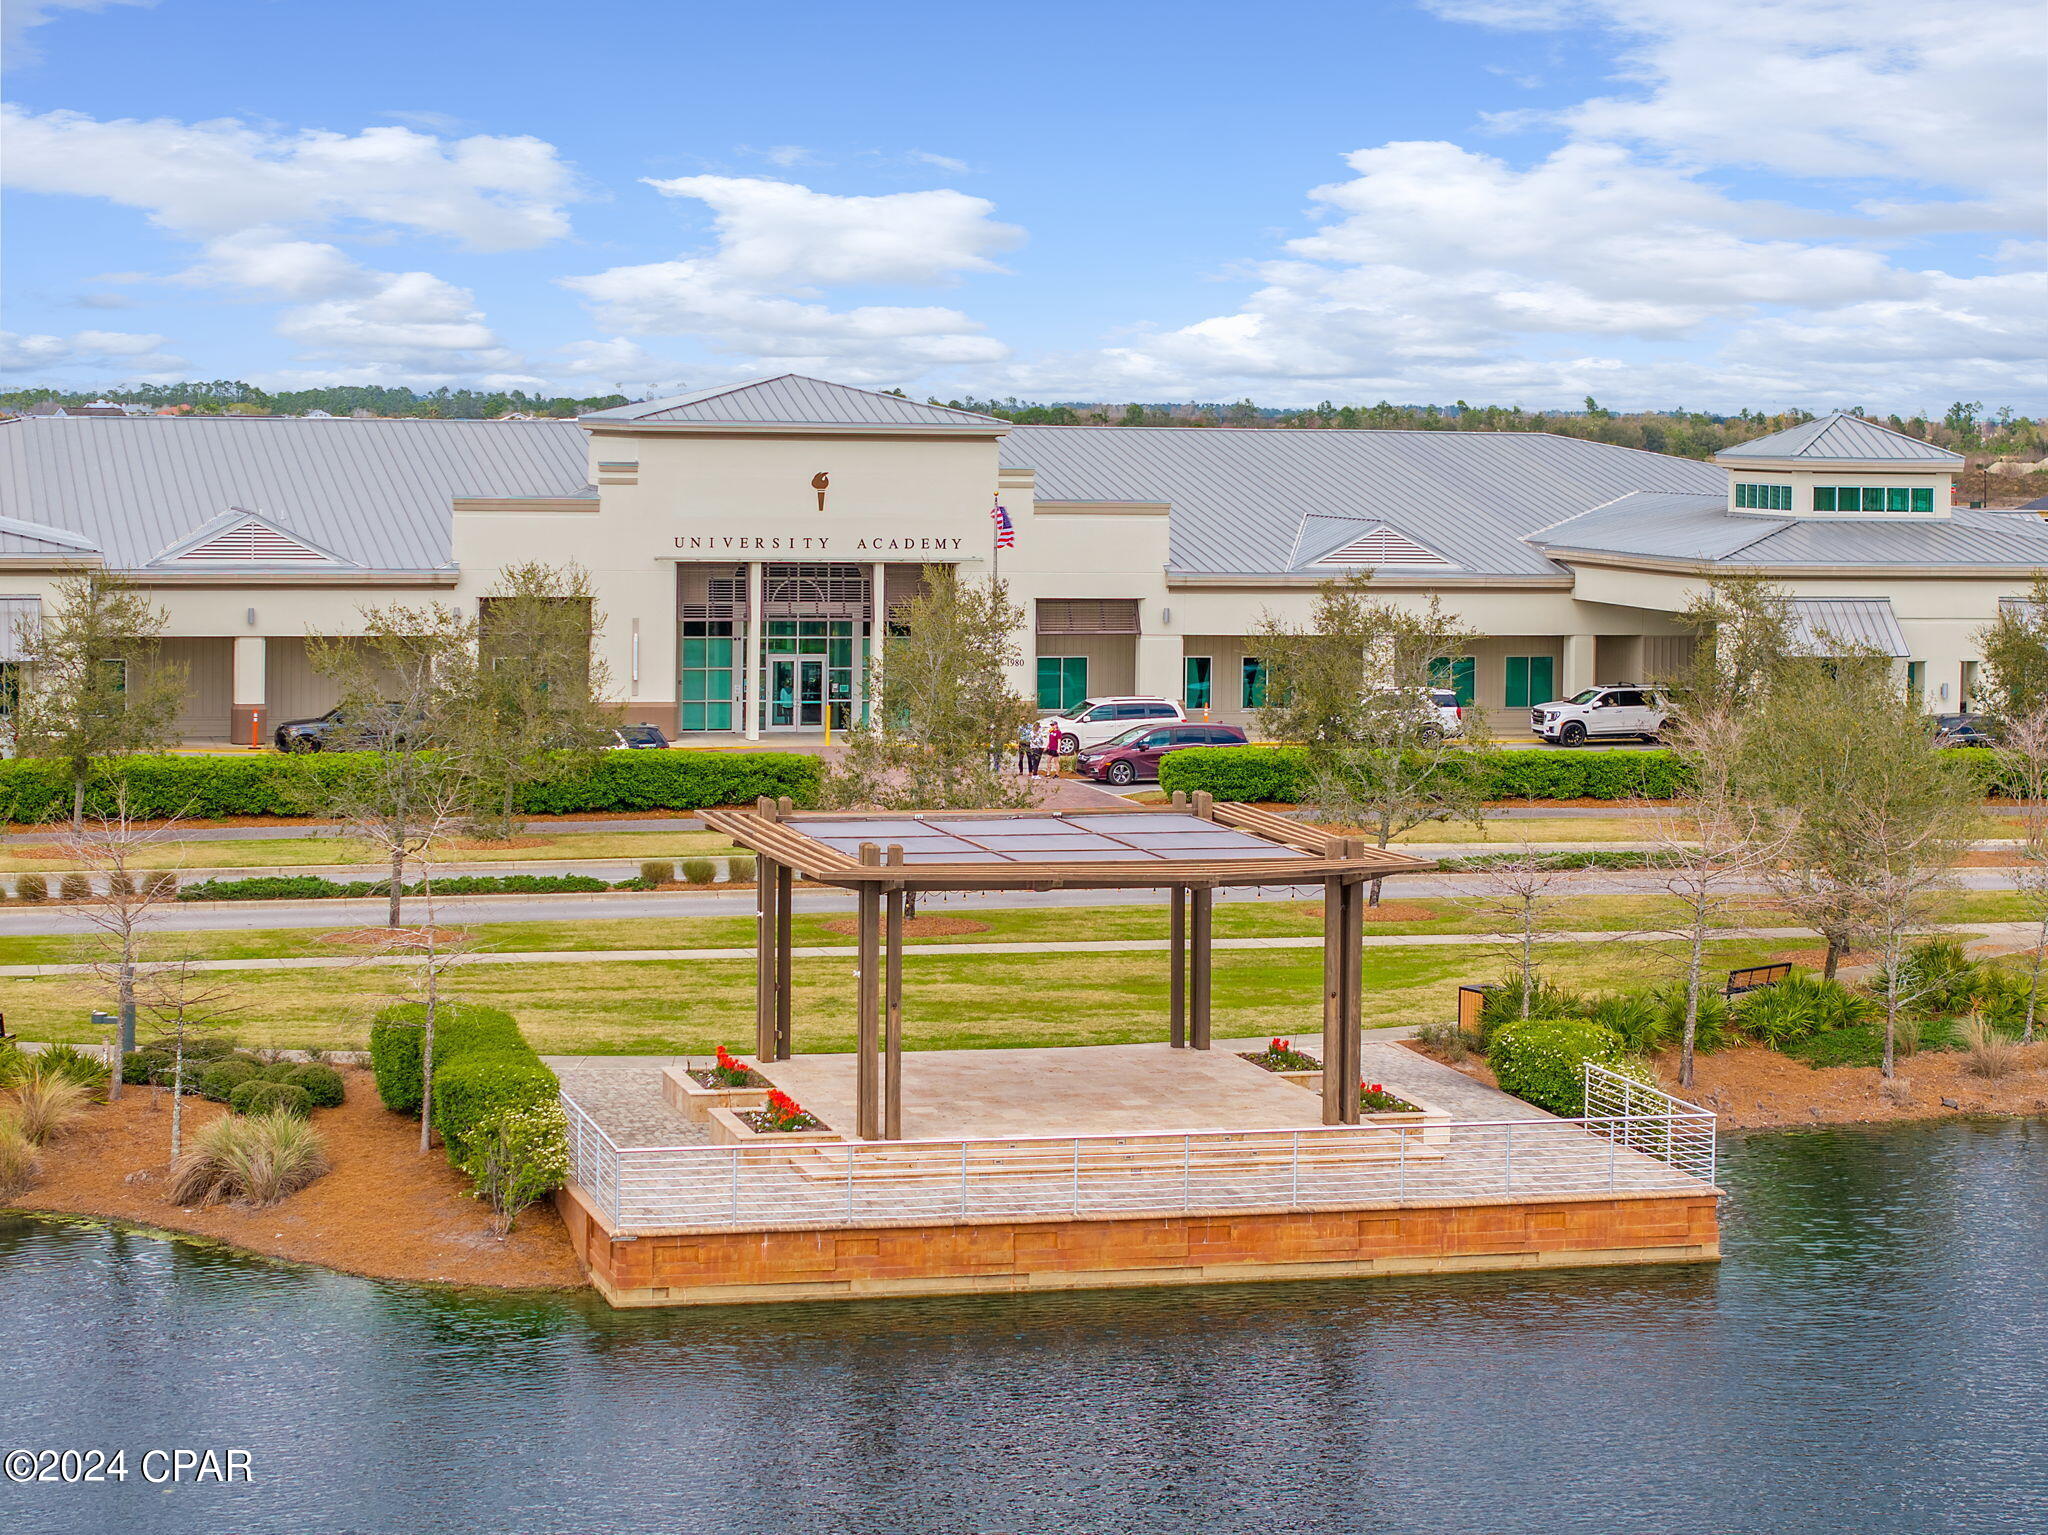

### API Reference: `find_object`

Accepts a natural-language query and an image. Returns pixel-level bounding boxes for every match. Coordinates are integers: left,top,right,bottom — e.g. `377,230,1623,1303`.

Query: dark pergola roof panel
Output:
699,802,1433,891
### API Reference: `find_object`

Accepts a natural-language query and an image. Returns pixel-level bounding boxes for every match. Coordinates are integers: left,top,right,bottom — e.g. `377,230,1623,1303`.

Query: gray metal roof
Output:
1789,598,1908,658
1715,413,1962,465
1002,426,1723,577
1535,493,2048,568
581,375,1006,430
0,417,590,572
1531,492,1785,561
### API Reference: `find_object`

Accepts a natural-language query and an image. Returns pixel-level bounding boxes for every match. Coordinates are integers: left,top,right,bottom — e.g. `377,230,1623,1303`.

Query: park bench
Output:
1723,962,1792,997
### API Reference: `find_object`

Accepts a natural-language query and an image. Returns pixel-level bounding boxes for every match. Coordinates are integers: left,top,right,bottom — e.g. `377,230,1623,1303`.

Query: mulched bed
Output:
6,1067,586,1289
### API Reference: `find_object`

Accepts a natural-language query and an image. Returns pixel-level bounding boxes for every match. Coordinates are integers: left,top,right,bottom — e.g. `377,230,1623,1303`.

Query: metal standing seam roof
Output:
1002,425,1725,577
579,375,1008,429
1788,598,1909,658
1714,413,1963,464
0,417,591,572
1533,494,2048,568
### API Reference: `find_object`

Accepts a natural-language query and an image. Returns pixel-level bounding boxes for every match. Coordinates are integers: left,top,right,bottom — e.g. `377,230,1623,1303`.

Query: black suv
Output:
272,705,418,753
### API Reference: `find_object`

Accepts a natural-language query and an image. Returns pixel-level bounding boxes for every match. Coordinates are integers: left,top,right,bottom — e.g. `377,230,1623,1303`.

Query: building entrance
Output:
679,563,891,734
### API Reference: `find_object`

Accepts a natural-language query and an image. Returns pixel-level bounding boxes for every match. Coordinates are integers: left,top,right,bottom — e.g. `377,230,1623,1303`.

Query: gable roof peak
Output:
1714,413,1962,466
578,375,1007,431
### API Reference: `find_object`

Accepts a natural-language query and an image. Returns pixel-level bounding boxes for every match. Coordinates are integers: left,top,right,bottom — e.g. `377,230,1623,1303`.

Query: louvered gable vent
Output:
174,518,330,564
1316,526,1454,569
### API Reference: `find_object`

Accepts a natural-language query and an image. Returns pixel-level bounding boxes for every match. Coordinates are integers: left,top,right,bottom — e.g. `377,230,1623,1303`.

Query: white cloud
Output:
907,150,971,174
270,271,525,378
0,327,184,378
1002,0,2046,408
561,177,1019,382
3,0,151,62
1,105,577,250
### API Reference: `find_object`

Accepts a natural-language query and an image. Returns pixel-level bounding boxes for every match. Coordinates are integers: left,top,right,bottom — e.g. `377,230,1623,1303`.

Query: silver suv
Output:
1532,685,1668,746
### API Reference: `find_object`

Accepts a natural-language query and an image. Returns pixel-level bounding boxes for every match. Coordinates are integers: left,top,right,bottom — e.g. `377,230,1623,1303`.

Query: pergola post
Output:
1321,874,1343,1126
1339,865,1364,1123
855,843,882,1140
1190,886,1213,1050
774,861,794,1059
1168,887,1187,1048
756,853,780,1061
884,885,905,1141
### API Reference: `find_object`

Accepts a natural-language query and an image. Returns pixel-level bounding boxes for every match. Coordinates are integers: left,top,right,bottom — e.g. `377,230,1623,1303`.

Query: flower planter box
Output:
661,1064,771,1124
706,1105,843,1147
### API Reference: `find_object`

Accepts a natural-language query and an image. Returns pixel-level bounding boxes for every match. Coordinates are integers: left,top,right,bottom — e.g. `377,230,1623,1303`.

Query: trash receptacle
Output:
1456,984,1497,1037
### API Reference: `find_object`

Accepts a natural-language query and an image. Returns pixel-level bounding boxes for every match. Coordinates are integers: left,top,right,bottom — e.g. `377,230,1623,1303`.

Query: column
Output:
884,886,904,1140
1168,887,1187,1049
743,560,764,741
856,883,882,1141
1189,887,1213,1050
1134,631,1182,706
867,560,886,727
1321,875,1343,1126
774,862,794,1059
231,635,267,749
1561,632,1598,697
755,856,779,1060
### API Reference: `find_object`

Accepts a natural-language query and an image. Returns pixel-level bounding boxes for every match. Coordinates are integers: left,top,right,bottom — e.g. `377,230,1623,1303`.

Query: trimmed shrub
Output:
197,1058,264,1103
0,749,820,825
59,873,91,901
434,1052,558,1164
167,1111,327,1207
368,1002,523,1115
679,857,718,885
1735,973,1875,1047
1488,1018,1637,1115
282,1063,346,1109
229,1079,312,1118
1476,974,1585,1048
14,874,46,903
1160,745,1694,804
457,1100,570,1233
639,859,675,886
122,1050,173,1087
179,872,615,902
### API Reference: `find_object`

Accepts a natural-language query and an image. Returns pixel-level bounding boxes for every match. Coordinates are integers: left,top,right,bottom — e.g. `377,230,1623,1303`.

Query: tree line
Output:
0,380,630,420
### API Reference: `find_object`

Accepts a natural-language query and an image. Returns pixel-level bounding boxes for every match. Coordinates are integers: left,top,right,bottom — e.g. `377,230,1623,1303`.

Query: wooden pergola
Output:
698,793,1434,1140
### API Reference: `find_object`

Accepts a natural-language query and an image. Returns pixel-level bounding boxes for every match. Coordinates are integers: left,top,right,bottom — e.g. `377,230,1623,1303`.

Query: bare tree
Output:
1468,842,1571,1015
134,958,240,1158
1251,575,1494,904
441,563,618,839
12,573,189,828
824,571,1036,811
308,604,474,929
62,800,180,1101
1643,696,1793,1087
1992,701,2048,1043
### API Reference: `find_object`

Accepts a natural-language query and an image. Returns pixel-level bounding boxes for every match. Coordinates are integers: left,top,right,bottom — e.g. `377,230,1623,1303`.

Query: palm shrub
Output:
11,1074,93,1145
29,1044,109,1093
166,1112,328,1208
1646,983,1733,1054
1487,1018,1642,1115
1889,937,1980,1017
1584,992,1667,1053
1476,974,1585,1048
229,1080,312,1118
14,873,46,902
1735,973,1876,1047
457,1101,571,1234
0,1115,40,1197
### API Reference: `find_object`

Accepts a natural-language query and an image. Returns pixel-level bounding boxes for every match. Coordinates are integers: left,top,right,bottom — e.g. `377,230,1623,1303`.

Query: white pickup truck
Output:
1531,685,1669,746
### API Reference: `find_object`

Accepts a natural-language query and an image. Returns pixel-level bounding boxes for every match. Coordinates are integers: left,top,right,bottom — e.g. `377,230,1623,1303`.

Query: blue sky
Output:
3,0,2042,411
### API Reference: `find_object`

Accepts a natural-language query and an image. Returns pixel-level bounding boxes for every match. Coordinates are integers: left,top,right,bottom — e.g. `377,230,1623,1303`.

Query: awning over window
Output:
1788,597,1908,658
1036,598,1140,634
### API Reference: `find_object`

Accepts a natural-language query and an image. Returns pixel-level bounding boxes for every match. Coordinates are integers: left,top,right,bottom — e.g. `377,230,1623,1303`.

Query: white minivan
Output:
1041,696,1186,755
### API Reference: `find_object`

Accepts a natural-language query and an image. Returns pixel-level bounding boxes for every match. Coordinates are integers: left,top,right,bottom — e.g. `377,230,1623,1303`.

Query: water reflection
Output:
4,1120,2044,1535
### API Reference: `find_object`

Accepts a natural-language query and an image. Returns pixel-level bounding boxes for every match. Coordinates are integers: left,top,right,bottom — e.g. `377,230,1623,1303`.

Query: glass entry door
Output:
767,657,826,727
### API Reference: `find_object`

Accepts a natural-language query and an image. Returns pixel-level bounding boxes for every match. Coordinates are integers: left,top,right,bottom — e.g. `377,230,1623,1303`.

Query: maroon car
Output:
1075,722,1248,784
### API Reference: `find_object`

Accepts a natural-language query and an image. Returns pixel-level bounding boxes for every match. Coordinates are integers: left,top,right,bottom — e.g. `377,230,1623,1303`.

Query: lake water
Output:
4,1118,2044,1535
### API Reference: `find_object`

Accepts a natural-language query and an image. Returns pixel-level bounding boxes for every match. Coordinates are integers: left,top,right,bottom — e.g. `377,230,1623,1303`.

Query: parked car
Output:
272,704,417,753
1932,712,1995,748
1040,696,1186,755
1368,687,1466,740
609,723,671,749
1530,685,1669,746
1076,722,1249,784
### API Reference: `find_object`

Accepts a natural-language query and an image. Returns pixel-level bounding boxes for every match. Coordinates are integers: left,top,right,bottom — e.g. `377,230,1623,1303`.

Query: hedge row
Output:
1159,745,2008,804
0,749,819,825
368,1002,557,1166
177,872,614,902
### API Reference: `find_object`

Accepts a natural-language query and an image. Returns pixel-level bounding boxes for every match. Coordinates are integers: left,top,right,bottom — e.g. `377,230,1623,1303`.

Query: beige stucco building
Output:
0,377,2037,742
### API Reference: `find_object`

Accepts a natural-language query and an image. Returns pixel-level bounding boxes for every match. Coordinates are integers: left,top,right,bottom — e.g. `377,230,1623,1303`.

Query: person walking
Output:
1016,721,1035,776
1026,720,1046,776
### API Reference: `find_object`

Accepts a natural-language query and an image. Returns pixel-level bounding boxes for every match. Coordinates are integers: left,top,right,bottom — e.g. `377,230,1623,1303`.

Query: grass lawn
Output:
0,827,741,874
10,934,1796,1053
0,893,1809,968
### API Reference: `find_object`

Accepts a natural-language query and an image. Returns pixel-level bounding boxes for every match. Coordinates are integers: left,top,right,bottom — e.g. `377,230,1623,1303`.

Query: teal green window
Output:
1241,657,1267,710
1906,660,1925,699
1813,486,1837,511
1886,487,1910,512
0,662,16,716
1430,655,1477,707
1736,483,1791,510
1184,656,1212,711
678,620,734,732
1504,655,1555,709
1911,487,1934,513
1037,656,1089,711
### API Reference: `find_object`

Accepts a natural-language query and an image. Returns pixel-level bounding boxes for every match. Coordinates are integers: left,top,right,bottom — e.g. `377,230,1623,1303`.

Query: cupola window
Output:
1734,483,1793,510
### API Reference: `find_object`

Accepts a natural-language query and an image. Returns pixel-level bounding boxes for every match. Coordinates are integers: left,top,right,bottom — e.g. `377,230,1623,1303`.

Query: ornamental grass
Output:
11,1074,92,1146
0,1115,41,1198
166,1111,329,1209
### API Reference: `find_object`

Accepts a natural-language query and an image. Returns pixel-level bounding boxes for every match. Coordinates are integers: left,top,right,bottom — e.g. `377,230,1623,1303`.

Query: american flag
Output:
989,501,1016,549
